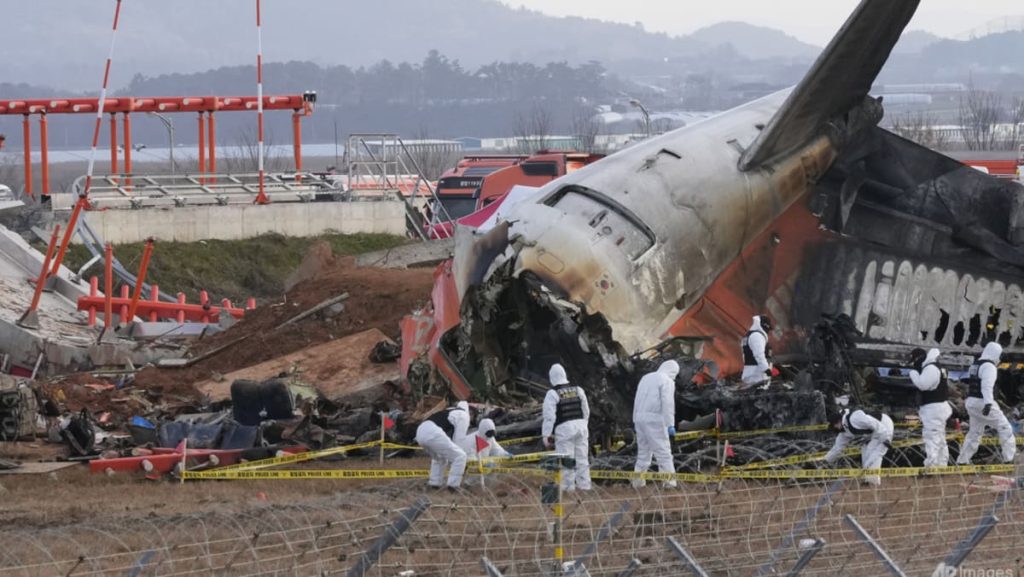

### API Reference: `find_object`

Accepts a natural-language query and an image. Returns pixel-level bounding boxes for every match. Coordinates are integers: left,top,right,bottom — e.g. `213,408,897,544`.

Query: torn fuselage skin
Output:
446,93,883,424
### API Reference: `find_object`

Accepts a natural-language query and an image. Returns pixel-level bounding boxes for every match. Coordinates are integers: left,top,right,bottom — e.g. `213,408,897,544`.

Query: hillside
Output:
688,21,819,60
3,0,709,90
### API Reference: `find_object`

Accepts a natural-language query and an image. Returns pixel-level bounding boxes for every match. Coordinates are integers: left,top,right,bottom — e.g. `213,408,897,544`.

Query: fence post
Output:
564,501,630,576
934,486,1013,575
843,514,907,577
666,536,710,577
617,559,642,577
785,539,825,577
345,497,430,577
754,480,845,576
481,557,505,577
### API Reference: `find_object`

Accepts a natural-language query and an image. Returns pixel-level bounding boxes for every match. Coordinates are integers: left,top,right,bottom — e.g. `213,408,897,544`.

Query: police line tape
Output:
183,462,1017,482
210,441,384,472
470,451,555,467
733,436,942,470
582,463,1015,482
184,468,431,480
502,435,543,446
185,450,555,479
672,421,927,443
673,423,828,442
733,434,1024,471
182,426,1017,479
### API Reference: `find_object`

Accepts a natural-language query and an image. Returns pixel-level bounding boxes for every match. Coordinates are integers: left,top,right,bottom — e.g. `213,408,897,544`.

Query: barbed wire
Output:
1,437,1020,576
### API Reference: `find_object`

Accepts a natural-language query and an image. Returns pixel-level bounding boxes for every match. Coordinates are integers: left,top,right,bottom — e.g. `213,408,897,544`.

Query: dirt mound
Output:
135,254,435,397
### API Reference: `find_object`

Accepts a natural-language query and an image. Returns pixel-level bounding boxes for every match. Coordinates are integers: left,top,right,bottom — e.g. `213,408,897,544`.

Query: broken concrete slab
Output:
0,461,78,475
194,328,401,405
356,238,454,269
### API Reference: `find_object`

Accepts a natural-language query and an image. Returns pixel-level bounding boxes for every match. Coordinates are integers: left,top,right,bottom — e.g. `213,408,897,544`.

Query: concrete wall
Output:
77,201,406,244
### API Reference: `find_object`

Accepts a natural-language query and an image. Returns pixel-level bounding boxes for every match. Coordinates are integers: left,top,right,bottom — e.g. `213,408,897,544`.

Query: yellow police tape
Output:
184,450,556,480
503,435,542,446
211,440,384,472
733,436,943,470
469,451,554,467
186,469,431,480
672,421,925,443
733,435,1024,471
184,462,1017,482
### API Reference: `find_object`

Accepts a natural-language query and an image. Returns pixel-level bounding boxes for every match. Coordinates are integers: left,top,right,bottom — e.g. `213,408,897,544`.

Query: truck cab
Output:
427,155,525,239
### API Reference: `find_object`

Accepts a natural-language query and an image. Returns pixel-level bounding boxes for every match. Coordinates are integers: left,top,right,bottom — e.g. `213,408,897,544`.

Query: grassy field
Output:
59,232,409,303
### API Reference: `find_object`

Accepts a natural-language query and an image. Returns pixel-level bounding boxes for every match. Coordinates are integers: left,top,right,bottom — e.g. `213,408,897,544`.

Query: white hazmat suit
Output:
542,364,592,491
957,342,1016,464
825,409,893,486
741,315,772,386
414,400,470,488
632,360,680,488
459,418,511,460
909,348,952,467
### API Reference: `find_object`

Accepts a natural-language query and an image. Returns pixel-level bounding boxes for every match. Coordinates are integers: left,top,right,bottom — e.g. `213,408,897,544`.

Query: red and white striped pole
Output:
253,0,269,204
50,0,124,278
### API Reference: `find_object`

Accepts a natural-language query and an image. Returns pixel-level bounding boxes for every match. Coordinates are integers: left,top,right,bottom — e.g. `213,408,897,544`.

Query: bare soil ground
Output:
130,253,435,402
0,458,1020,576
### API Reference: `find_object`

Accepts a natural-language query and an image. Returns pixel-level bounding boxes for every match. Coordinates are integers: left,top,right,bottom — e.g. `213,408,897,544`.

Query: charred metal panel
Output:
793,240,1024,354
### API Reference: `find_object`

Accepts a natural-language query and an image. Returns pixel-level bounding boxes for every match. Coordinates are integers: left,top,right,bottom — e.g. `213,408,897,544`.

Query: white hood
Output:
658,360,680,381
549,363,569,386
477,418,496,437
749,315,766,335
981,342,1003,363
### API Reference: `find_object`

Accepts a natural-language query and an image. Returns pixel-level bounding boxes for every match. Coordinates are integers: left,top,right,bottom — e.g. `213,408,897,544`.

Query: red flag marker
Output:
476,435,490,453
382,414,395,430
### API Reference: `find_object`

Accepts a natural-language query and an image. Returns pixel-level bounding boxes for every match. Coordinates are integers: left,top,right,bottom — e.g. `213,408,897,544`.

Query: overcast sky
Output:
503,0,1023,44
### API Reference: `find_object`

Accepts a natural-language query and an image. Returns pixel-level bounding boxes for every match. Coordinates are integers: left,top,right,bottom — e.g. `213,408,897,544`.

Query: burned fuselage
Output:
432,0,1024,426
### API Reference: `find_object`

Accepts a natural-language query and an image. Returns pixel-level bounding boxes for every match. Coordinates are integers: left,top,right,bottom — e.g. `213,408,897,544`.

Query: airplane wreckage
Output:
401,0,1024,440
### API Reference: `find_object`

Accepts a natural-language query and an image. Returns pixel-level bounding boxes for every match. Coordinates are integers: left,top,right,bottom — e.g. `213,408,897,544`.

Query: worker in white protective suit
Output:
957,342,1017,465
908,347,952,467
414,400,470,490
458,418,511,460
542,363,592,491
741,315,773,386
632,360,680,488
825,408,894,486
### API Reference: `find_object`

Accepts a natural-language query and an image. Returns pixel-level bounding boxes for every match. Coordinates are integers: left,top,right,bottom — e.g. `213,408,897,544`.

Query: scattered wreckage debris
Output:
0,246,439,479
5,0,1024,491
194,328,403,406
378,0,1024,449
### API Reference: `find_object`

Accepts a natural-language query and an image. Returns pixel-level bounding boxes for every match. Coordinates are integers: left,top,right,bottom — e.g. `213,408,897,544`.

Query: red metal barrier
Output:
79,287,251,325
16,225,61,329
125,238,154,323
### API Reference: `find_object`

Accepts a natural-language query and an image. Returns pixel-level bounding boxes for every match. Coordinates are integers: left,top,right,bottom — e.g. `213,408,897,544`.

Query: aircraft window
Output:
521,161,559,177
545,186,655,260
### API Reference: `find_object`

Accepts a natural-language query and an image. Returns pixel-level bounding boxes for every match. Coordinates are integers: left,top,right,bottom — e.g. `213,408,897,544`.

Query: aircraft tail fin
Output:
739,0,920,170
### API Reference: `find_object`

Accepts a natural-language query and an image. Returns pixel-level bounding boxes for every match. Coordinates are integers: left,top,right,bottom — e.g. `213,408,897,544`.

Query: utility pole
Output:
629,99,652,138
148,112,175,175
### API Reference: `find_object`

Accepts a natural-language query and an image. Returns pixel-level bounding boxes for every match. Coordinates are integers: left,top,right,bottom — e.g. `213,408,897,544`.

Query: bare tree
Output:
402,127,462,181
889,111,949,151
0,154,23,195
220,128,291,174
570,106,603,153
512,103,552,154
959,81,1004,151
1003,96,1024,151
